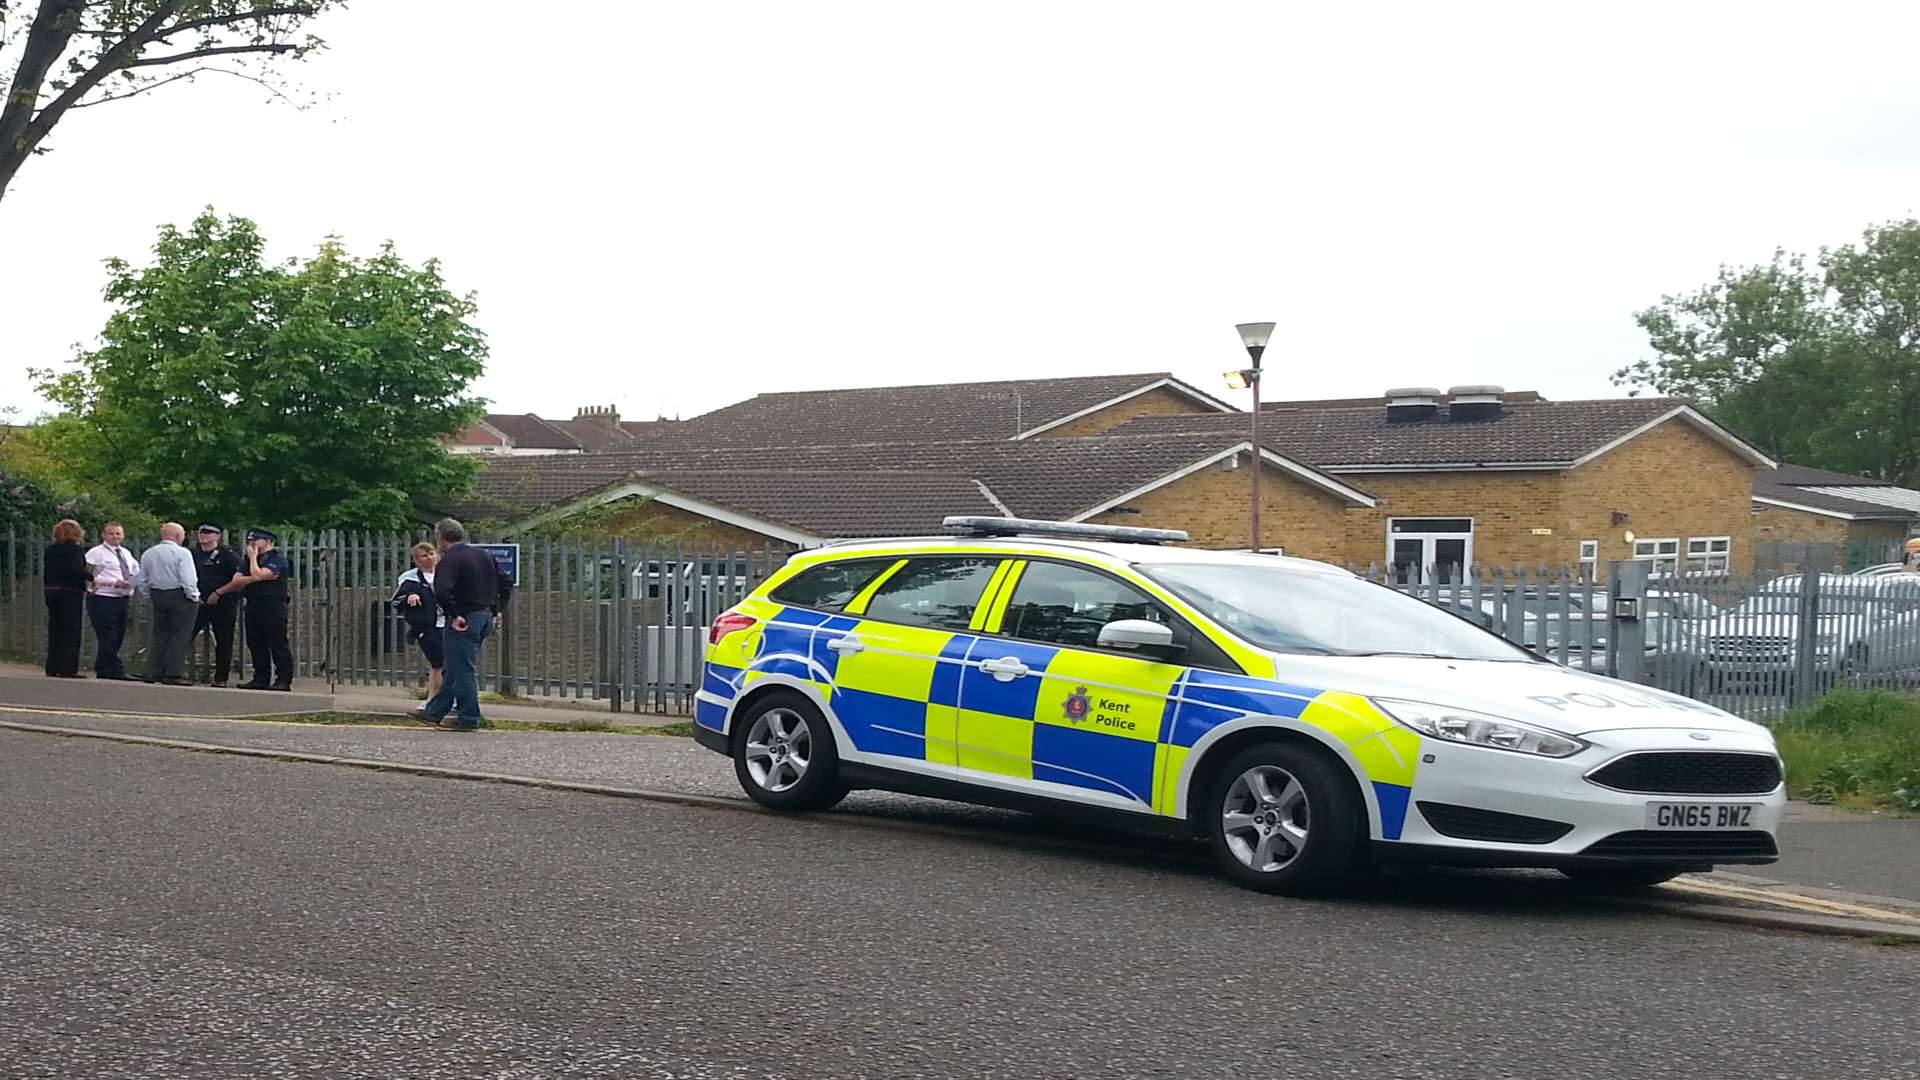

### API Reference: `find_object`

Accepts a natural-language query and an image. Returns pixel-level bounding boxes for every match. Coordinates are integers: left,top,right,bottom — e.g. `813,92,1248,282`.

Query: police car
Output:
694,517,1785,896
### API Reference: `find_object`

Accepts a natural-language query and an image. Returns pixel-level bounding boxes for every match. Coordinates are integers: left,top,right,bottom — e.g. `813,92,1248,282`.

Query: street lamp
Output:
1227,322,1275,552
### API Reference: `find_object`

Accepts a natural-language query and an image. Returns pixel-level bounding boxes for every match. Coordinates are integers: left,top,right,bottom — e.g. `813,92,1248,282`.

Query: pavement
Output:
5,733,1919,1079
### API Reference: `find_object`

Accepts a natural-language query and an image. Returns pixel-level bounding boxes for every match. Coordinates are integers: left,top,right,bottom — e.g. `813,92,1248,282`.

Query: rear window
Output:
768,559,894,612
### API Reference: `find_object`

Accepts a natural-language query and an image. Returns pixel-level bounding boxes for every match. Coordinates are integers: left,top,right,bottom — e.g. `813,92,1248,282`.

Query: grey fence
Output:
1361,560,1920,722
5,525,1916,723
1,526,797,715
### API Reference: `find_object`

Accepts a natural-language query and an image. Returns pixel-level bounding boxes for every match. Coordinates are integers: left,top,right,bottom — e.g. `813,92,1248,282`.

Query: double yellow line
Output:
1667,876,1920,924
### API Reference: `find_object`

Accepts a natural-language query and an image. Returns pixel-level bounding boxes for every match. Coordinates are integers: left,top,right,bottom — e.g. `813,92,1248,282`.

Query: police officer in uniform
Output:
234,528,295,691
191,524,245,687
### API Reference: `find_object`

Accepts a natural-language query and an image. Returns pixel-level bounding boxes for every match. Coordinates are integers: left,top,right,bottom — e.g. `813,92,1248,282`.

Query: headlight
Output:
1374,698,1588,758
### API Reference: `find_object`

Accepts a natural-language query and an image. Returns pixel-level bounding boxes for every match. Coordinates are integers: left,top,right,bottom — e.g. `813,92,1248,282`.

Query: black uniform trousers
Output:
242,595,293,688
86,593,131,678
44,589,83,676
193,598,239,682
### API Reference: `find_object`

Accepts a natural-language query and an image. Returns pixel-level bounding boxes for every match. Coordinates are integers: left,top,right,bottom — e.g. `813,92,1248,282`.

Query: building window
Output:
1686,536,1732,573
1633,537,1680,576
1578,540,1598,577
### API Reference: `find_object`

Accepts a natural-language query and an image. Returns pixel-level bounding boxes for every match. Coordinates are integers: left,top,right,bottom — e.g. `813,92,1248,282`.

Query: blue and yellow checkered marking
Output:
701,601,1425,840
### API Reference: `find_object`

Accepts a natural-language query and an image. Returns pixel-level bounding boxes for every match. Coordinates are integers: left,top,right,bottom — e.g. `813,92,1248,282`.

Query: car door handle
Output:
826,635,865,655
978,657,1030,682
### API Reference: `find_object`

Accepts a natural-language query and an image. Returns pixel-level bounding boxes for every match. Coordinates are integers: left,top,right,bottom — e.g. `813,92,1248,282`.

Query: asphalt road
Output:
4,731,1918,1079
14,709,1920,902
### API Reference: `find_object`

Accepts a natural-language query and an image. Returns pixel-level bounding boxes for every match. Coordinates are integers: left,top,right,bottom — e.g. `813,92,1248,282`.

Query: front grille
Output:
1417,802,1573,845
1588,752,1782,795
1581,830,1778,860
1708,636,1791,661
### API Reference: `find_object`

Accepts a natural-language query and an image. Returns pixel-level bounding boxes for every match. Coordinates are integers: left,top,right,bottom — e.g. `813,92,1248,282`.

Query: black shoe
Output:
210,680,227,689
97,673,135,681
235,682,271,690
162,678,192,687
141,677,158,684
268,684,292,692
407,709,442,726
435,719,480,732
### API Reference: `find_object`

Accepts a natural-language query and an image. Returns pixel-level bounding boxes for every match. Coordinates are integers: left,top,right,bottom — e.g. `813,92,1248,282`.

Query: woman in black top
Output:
43,519,90,678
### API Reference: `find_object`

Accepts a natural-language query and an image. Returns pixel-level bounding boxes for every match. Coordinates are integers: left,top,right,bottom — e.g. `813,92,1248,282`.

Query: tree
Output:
32,209,489,530
0,0,339,206
1615,220,1920,486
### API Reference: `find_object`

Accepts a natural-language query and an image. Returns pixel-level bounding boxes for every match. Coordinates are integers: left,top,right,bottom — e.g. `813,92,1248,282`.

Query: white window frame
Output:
1633,537,1680,576
1686,536,1731,573
1385,517,1475,586
1578,540,1599,578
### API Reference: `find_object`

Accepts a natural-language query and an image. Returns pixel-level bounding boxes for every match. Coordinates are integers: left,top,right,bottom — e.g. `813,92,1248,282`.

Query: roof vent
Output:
1446,384,1505,421
1384,387,1443,423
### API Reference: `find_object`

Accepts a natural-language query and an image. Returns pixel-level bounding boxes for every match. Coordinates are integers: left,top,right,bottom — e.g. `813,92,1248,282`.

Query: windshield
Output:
1141,564,1537,662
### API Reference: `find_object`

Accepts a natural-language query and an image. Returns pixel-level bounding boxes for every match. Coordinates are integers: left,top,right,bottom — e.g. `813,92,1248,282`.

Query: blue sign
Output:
474,543,521,586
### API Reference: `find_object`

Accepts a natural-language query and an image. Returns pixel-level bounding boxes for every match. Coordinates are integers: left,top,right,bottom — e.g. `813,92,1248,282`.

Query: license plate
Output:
1645,802,1759,830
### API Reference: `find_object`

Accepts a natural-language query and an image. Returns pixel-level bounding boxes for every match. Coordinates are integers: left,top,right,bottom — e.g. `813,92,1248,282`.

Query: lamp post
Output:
1226,322,1275,552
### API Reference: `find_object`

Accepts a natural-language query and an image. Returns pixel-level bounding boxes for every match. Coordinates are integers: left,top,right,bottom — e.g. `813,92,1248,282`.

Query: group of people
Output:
42,521,294,689
39,515,509,730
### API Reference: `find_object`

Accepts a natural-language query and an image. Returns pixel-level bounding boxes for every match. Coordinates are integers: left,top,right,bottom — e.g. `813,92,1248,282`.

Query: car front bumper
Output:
1386,726,1785,867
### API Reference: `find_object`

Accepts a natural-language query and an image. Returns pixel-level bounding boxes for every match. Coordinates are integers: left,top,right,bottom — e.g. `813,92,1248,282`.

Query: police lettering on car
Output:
692,516,1788,897
190,524,245,687
235,527,294,691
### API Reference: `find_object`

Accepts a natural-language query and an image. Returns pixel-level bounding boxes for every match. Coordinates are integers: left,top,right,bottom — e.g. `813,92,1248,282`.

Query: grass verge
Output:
233,710,696,737
1773,690,1920,812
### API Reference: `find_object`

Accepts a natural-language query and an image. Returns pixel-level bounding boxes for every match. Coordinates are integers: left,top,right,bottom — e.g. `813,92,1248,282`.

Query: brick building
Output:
1751,463,1920,570
434,374,1778,577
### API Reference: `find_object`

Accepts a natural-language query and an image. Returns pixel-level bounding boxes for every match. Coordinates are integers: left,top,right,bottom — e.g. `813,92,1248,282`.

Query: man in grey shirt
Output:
138,522,201,686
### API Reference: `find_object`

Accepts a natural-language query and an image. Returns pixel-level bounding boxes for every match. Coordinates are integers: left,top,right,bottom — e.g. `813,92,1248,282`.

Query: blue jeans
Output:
425,609,492,725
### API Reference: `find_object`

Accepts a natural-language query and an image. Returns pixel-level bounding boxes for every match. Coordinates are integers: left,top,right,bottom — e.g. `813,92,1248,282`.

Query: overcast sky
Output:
5,1,1920,425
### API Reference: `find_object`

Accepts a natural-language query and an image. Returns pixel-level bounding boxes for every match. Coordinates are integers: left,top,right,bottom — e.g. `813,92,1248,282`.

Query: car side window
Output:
860,557,1002,631
1001,561,1166,650
768,559,894,612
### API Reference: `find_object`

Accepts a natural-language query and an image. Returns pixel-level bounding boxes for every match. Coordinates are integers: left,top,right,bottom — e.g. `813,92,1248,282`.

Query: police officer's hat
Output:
245,528,278,542
196,523,223,535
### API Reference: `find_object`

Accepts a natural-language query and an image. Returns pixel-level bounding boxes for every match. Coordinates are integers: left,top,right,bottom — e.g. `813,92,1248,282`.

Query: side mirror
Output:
1098,618,1179,653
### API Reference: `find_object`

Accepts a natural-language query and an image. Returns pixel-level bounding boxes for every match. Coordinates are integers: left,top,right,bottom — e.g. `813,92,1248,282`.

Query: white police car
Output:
695,517,1785,895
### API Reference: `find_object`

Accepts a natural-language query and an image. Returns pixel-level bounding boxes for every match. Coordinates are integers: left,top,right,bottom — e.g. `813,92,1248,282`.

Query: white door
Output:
1388,518,1474,585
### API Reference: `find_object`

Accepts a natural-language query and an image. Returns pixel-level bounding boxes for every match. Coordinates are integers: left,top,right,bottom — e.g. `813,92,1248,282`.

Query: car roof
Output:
811,536,1356,576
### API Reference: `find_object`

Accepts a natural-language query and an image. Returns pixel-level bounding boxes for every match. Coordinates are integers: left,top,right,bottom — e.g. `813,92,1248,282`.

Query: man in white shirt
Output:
138,523,201,686
84,522,141,680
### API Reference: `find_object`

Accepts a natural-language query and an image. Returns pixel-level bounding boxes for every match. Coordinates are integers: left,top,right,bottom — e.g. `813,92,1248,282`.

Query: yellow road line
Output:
1668,877,1920,924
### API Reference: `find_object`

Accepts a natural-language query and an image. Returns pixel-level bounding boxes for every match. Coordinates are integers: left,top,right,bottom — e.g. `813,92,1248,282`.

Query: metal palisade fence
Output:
1360,560,1920,722
0,526,796,714
4,524,1917,722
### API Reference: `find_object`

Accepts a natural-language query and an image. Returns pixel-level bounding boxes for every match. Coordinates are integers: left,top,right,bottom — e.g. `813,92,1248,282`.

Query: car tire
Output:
731,690,849,812
1203,740,1361,896
1559,865,1685,889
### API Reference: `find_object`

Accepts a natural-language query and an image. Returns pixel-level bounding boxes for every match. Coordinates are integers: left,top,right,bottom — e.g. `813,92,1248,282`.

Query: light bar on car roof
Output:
941,516,1190,545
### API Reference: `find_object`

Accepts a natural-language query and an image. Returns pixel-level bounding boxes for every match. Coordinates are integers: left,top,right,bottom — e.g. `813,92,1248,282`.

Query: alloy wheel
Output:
744,708,812,793
1221,764,1310,872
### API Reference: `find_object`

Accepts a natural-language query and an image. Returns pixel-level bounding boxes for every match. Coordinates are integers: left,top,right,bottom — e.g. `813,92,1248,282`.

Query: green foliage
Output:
31,209,487,531
1615,220,1920,486
1773,689,1920,811
0,415,158,535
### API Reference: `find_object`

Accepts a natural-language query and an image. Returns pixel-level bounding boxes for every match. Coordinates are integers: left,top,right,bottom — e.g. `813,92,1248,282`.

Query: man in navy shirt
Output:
408,518,502,731
233,528,295,691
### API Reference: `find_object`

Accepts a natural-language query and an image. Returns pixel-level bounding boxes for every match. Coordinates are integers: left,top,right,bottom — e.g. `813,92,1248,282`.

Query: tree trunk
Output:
0,0,85,204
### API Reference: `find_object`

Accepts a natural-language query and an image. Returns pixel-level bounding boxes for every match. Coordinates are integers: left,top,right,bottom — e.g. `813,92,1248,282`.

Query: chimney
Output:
1383,387,1442,422
1446,385,1505,421
573,404,622,430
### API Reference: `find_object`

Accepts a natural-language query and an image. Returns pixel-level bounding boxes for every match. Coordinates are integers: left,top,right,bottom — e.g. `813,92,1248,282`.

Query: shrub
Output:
1774,690,1920,810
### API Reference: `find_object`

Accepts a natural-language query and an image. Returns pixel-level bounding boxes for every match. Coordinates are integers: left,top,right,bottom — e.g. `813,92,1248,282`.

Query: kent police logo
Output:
1062,685,1092,722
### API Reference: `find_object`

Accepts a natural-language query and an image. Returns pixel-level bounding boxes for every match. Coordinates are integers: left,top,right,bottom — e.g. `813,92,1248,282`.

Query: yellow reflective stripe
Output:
983,561,1026,633
843,559,907,616
967,561,1016,631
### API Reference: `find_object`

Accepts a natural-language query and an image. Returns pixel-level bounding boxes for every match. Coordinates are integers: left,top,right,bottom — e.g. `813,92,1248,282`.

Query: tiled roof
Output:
480,414,582,451
665,373,1228,446
1755,465,1920,520
436,432,1372,533
1260,390,1546,410
1107,397,1750,469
